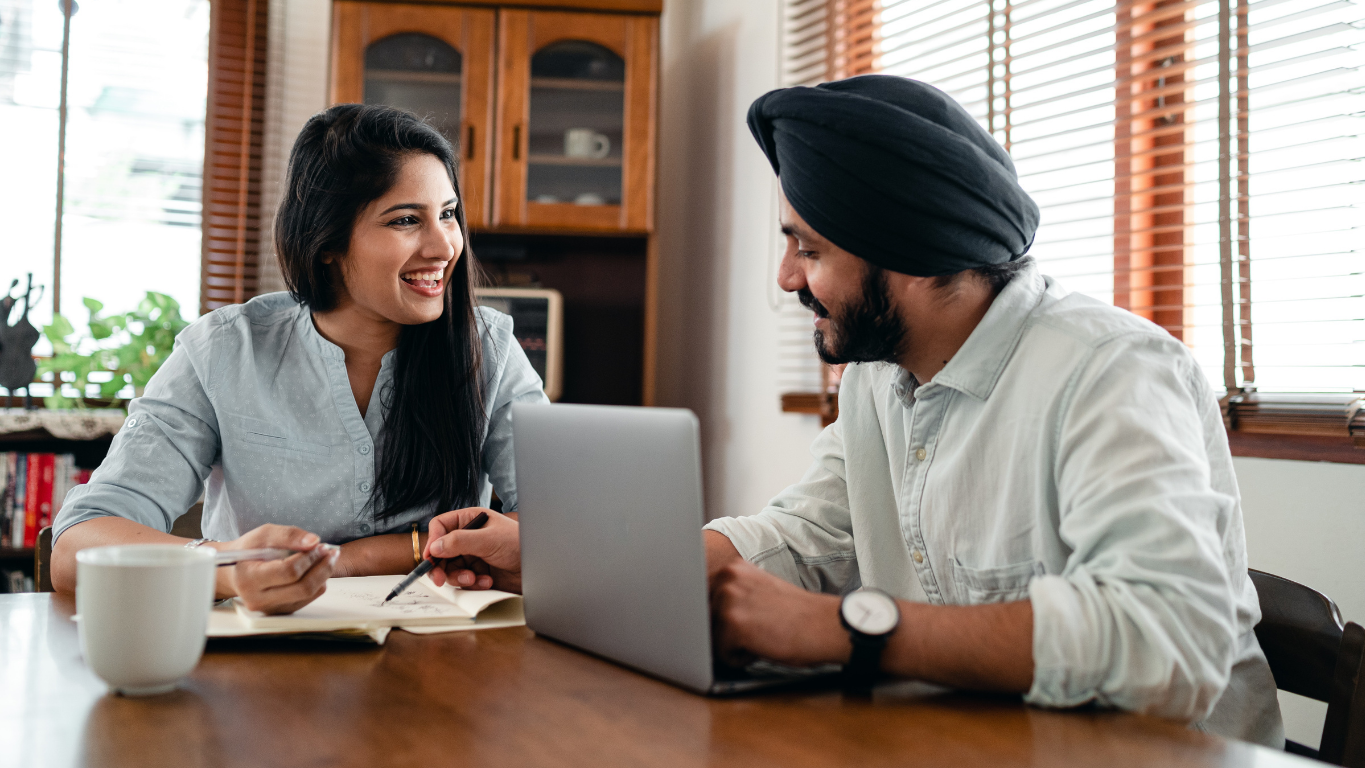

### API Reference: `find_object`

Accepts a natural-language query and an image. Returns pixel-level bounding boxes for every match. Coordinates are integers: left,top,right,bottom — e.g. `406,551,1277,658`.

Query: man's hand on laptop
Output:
710,559,850,668
424,507,523,594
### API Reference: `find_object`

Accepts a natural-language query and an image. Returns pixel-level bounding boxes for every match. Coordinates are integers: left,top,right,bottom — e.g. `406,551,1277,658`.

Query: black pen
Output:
381,511,490,604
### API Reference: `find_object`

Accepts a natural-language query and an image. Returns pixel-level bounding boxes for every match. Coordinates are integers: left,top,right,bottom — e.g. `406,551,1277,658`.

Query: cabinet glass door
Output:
364,33,462,144
526,42,624,208
494,10,657,232
331,3,495,226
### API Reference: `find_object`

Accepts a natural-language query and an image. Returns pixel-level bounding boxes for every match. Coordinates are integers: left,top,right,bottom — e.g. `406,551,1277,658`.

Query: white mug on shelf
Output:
76,544,217,696
564,128,611,160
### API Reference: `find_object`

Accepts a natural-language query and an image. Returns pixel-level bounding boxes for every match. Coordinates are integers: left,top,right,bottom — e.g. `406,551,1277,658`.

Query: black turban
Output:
748,75,1039,276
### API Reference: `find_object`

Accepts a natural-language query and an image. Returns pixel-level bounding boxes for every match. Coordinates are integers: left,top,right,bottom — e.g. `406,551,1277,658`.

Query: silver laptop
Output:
512,402,834,694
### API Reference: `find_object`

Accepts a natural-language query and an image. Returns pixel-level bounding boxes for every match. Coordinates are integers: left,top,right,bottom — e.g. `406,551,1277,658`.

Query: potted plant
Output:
38,292,189,410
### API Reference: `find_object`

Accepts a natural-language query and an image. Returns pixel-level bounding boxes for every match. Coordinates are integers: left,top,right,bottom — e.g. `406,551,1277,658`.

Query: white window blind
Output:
775,0,879,411
780,0,1364,404
0,0,209,346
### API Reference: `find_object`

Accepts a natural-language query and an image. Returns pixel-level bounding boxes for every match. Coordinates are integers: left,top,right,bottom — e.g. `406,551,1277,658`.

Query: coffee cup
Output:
564,128,611,159
76,544,217,696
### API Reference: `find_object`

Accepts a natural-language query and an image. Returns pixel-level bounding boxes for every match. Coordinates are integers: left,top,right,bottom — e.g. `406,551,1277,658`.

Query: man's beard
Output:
798,265,907,366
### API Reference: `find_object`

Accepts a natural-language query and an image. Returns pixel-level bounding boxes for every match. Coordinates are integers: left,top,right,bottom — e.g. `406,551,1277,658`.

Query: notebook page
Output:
238,575,480,630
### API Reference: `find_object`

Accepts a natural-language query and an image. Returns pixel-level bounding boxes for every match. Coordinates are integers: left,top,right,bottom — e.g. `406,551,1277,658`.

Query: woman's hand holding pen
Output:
208,524,339,614
424,507,522,594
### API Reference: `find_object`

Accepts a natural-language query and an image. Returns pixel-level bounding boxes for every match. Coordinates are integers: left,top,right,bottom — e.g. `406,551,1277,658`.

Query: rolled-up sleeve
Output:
479,310,551,513
52,332,220,541
1027,333,1237,723
704,419,859,594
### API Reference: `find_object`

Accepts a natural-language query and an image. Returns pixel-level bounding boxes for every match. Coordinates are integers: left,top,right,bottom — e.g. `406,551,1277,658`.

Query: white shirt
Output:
54,293,549,544
705,263,1283,746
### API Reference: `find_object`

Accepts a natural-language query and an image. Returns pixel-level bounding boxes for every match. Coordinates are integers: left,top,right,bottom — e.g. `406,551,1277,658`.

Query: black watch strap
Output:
844,632,889,689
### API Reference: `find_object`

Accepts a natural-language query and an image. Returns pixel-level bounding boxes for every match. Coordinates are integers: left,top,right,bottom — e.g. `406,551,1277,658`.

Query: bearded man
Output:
702,75,1283,746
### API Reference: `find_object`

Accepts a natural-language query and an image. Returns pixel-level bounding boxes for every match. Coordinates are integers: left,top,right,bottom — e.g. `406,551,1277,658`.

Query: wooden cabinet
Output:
331,2,657,235
493,10,656,231
330,1,661,406
331,3,497,226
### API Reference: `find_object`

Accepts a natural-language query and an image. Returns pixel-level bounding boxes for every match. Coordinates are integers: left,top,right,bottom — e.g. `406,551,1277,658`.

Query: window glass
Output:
0,0,208,360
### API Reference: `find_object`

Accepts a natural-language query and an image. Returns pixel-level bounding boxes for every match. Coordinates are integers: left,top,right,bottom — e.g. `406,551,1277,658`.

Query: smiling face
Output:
775,188,908,365
326,152,464,327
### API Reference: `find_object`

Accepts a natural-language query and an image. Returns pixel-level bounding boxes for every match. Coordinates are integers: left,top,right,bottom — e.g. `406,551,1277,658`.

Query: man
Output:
702,75,1283,746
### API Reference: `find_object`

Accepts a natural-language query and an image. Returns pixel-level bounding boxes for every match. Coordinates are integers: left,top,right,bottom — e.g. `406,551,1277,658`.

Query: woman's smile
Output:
400,265,446,297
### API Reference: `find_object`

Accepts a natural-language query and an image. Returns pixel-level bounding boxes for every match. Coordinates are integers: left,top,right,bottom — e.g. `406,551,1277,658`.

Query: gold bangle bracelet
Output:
411,523,421,564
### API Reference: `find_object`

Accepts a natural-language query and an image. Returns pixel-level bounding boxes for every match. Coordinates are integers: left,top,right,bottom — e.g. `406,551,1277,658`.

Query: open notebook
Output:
207,575,523,640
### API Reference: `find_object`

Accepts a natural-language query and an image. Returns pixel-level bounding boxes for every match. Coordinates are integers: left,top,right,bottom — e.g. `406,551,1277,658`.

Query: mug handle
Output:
592,134,611,159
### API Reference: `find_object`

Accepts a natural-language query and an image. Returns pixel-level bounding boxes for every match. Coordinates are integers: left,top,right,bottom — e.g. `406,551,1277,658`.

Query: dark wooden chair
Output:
1251,569,1365,765
35,502,204,593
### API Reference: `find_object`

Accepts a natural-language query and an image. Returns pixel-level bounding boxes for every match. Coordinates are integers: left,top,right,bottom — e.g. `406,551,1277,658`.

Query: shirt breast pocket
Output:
951,558,1045,604
228,415,333,465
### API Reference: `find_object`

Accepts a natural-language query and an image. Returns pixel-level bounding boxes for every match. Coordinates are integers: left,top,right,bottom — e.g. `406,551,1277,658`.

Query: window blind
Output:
879,0,1364,397
780,0,1364,446
202,0,270,314
776,0,880,422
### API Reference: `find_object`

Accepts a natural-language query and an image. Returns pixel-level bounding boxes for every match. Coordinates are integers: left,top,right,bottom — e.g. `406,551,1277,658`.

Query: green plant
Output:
38,292,190,410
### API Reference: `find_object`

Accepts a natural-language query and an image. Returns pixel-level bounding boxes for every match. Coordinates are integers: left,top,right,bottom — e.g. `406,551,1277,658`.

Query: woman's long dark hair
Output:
275,104,485,521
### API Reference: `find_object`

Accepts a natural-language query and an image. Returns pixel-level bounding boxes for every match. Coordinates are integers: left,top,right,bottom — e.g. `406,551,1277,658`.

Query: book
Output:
226,575,524,635
6,454,17,549
21,454,35,548
35,453,54,532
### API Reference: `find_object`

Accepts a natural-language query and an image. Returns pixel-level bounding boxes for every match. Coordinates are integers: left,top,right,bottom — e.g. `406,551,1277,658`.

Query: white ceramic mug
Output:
564,128,611,159
76,544,217,696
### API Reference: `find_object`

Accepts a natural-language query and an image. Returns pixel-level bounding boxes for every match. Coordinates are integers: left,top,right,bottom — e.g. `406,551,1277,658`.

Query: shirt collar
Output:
924,260,1047,402
299,308,399,368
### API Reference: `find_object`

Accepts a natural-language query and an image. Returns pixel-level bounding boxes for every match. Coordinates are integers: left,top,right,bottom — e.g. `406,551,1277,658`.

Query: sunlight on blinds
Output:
877,0,1364,394
776,0,833,399
1238,0,1363,392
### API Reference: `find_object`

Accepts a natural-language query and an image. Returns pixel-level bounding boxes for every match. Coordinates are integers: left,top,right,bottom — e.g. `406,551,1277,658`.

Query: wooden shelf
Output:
365,69,462,85
527,154,622,167
0,547,34,563
530,77,624,92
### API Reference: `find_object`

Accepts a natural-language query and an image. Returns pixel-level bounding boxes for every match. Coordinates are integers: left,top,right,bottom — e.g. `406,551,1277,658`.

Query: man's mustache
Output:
797,288,830,318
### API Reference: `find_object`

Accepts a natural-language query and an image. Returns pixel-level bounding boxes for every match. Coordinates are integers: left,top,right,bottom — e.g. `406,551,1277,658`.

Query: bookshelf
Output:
0,415,118,592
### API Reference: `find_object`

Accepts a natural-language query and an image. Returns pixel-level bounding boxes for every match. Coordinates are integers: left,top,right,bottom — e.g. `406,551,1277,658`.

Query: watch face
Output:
842,590,898,636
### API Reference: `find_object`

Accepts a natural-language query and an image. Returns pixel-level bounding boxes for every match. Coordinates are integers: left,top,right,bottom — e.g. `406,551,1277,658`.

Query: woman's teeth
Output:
401,269,444,288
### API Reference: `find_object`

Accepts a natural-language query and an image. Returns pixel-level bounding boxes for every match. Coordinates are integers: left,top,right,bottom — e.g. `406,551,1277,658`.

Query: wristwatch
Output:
839,587,900,689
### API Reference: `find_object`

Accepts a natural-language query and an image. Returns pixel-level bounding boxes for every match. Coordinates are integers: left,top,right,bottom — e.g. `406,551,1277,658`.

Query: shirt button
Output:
358,445,371,455
913,550,924,564
359,481,371,493
915,448,927,461
360,523,372,534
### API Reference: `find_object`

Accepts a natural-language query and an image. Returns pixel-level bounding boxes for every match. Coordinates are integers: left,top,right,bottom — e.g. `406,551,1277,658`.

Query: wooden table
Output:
1,593,1308,768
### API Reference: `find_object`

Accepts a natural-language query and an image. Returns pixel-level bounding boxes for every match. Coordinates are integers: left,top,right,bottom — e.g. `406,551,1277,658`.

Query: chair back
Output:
1251,568,1344,701
33,502,204,594
1250,569,1365,766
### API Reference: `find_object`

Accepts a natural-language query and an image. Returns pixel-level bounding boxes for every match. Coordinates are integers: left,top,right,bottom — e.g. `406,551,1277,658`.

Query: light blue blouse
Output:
53,292,549,544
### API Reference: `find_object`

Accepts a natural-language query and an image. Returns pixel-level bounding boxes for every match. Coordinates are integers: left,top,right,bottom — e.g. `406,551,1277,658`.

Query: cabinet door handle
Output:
512,124,521,161
466,125,475,160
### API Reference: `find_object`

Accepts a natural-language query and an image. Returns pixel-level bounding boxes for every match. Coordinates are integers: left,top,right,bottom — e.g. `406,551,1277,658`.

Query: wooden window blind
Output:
779,0,1364,458
202,0,269,315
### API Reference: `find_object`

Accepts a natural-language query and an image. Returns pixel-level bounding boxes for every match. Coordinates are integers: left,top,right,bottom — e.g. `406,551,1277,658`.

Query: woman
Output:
51,104,546,613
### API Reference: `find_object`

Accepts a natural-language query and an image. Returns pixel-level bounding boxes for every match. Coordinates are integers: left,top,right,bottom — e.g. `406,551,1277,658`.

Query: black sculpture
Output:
0,274,43,404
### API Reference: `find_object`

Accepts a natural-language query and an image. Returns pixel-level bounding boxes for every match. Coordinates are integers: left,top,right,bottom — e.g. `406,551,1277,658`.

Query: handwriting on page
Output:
323,580,462,616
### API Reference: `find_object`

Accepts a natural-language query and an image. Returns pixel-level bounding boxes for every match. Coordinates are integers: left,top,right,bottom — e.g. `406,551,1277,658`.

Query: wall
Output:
654,0,1365,749
257,0,333,295
655,0,825,522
